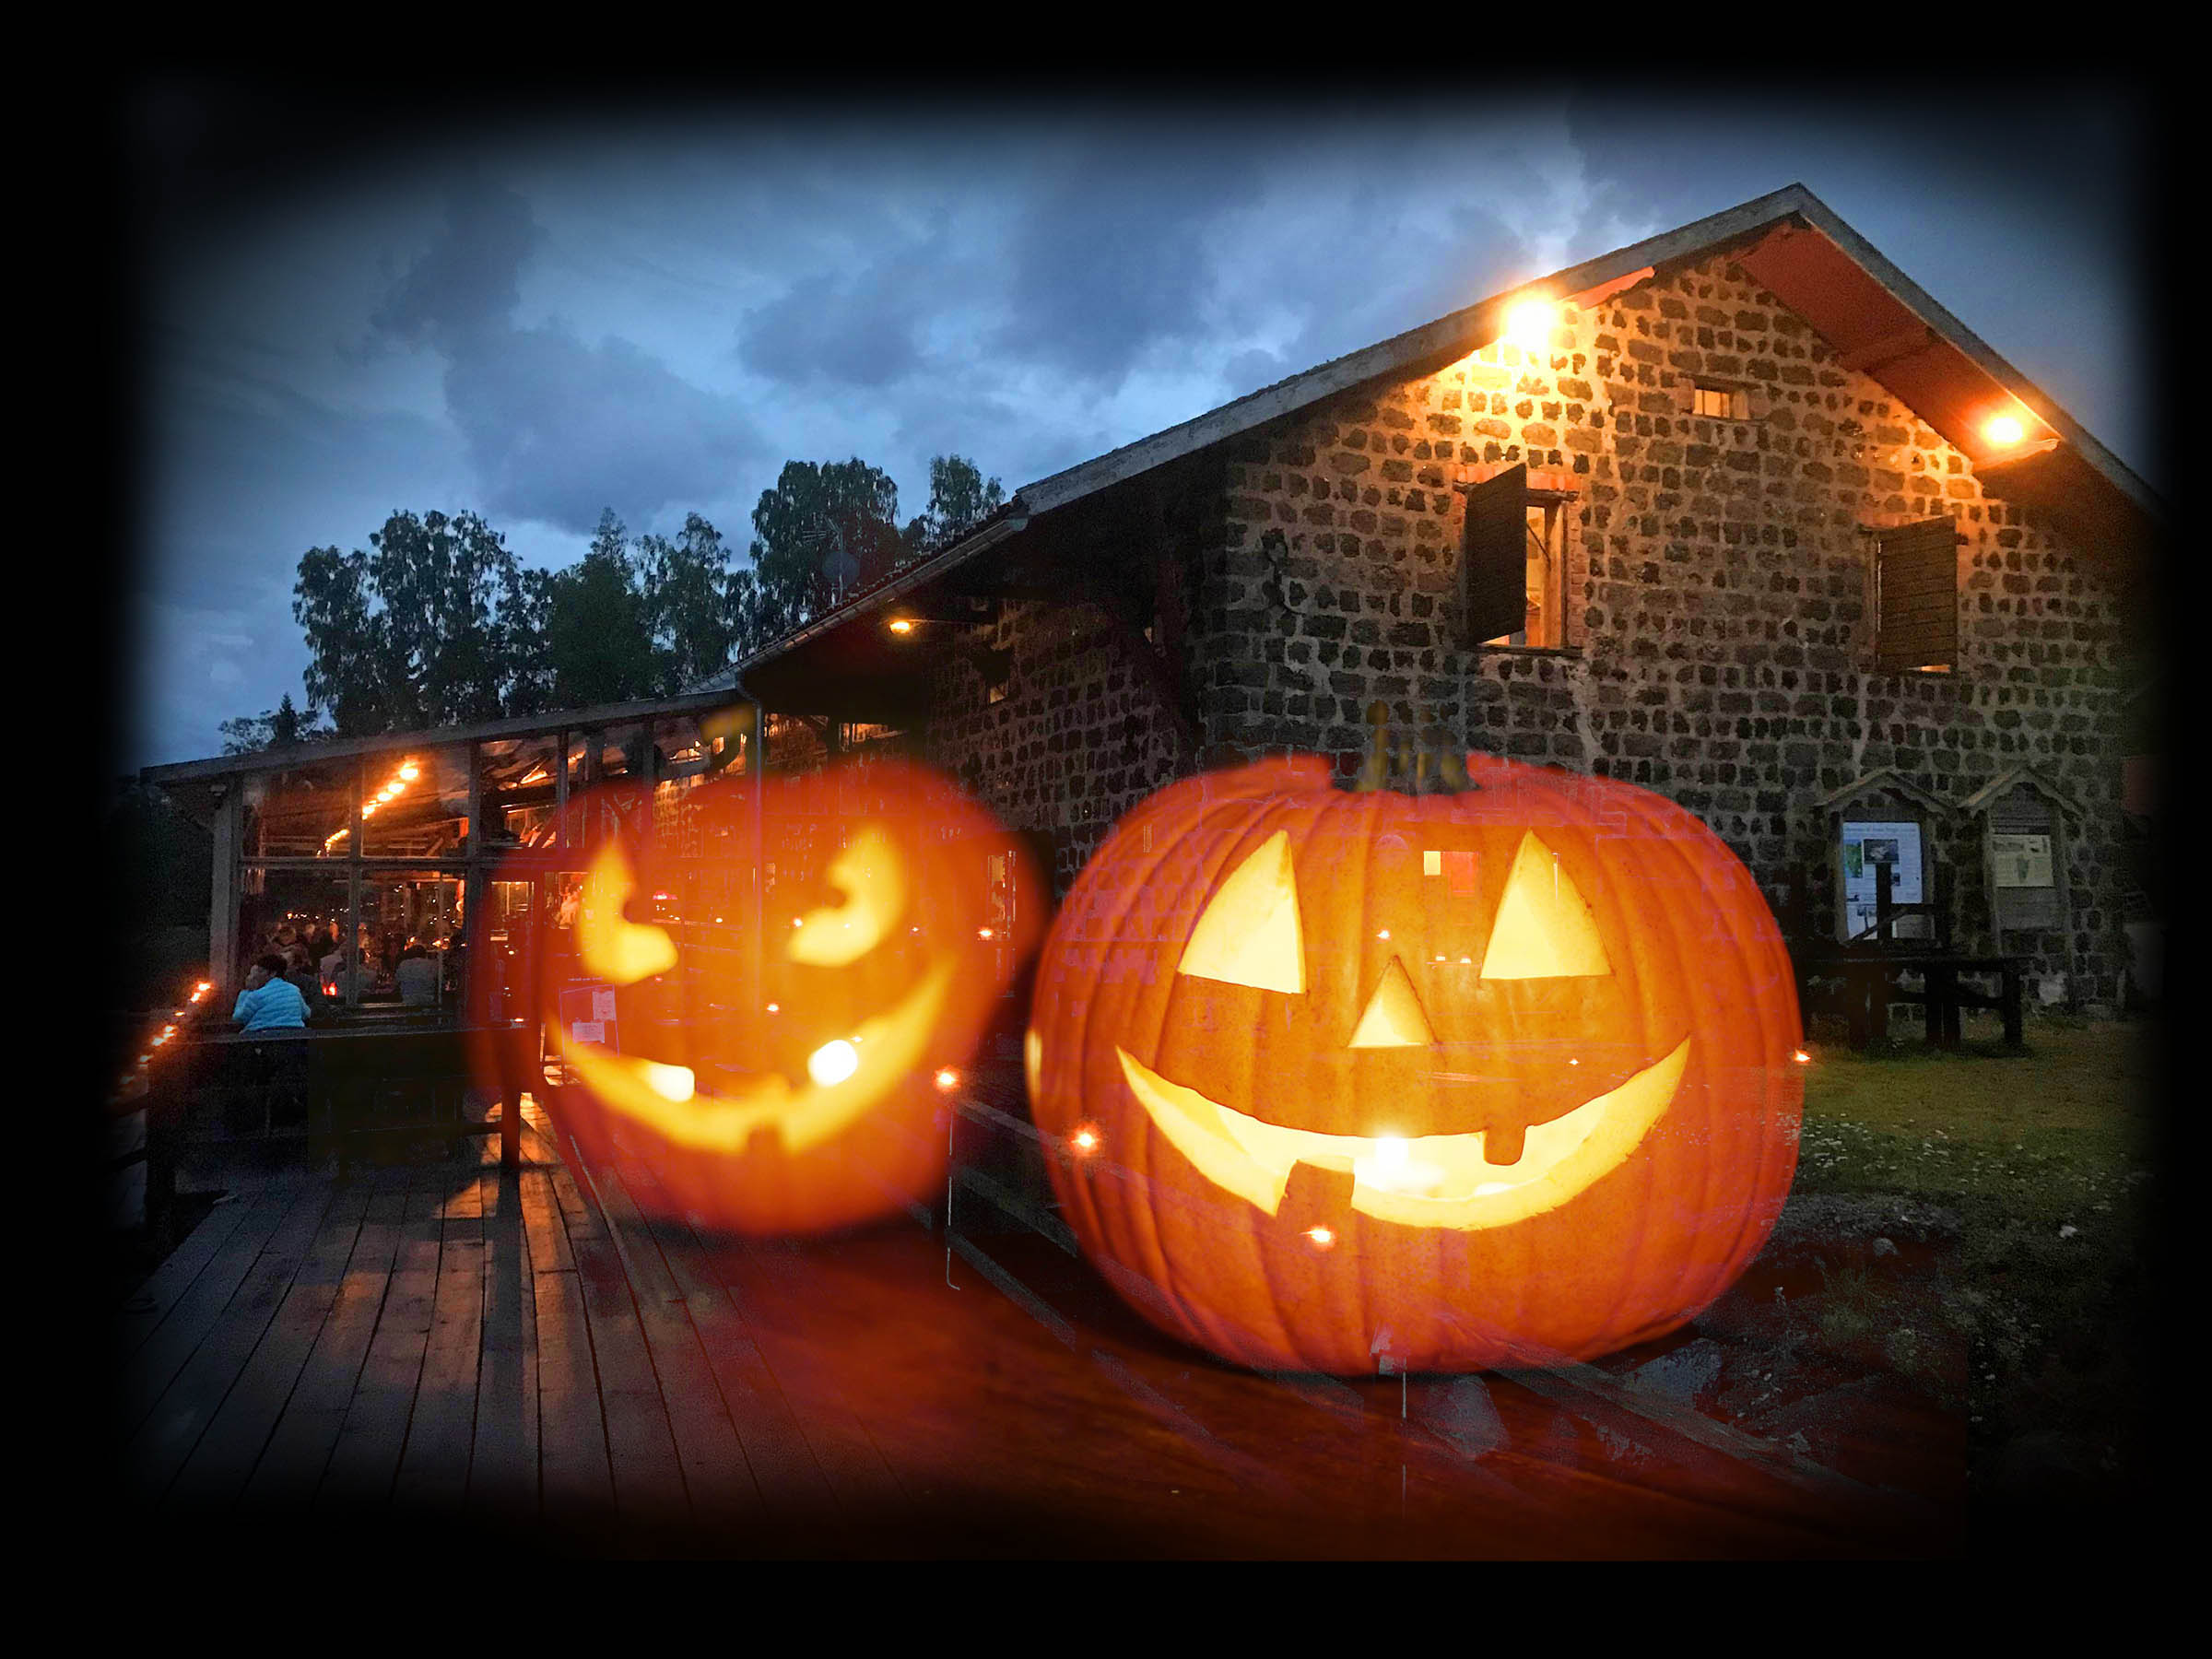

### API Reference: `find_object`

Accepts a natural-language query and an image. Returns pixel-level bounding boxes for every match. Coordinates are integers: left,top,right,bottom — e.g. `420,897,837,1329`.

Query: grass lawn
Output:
1791,1008,2164,1512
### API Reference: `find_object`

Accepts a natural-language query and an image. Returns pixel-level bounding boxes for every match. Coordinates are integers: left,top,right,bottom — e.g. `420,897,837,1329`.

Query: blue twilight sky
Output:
119,77,2159,773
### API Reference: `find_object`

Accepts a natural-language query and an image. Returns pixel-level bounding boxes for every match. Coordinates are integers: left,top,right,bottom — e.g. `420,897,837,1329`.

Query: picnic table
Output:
1799,950,2027,1050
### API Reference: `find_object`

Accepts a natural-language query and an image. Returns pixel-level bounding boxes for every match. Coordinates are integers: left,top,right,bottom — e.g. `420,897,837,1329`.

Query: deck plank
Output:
122,1179,336,1500
469,1159,540,1529
532,1228,615,1541
241,1164,414,1509
607,1157,858,1524
118,1180,318,1436
315,1163,444,1510
115,1181,260,1359
557,1161,692,1537
583,1164,772,1531
162,1174,373,1511
391,1163,488,1511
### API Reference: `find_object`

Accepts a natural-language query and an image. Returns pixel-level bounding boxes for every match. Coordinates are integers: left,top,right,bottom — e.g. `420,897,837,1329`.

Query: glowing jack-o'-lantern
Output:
511,758,1039,1236
1026,736,1802,1374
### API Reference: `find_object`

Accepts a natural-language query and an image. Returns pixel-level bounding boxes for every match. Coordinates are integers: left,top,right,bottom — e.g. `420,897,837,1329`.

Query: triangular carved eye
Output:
578,841,680,986
1348,957,1434,1048
1480,832,1611,979
1178,829,1305,994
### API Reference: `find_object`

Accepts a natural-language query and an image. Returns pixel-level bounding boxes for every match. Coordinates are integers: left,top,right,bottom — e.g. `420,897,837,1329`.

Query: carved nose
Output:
1347,957,1434,1049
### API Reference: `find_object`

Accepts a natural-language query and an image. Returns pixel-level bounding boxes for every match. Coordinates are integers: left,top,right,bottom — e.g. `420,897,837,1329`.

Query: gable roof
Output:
1811,768,1960,818
1957,765,2088,819
700,182,2160,709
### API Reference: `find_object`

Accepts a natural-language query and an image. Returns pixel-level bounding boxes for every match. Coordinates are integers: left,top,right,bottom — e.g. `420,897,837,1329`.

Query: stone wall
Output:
922,253,2139,1006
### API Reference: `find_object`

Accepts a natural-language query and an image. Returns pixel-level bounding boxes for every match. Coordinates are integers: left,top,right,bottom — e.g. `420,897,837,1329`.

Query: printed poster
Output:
1992,832,2053,888
1841,819,1924,942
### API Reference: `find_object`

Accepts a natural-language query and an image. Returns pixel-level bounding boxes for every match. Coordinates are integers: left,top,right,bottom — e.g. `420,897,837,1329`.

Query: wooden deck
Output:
110,1097,1964,1557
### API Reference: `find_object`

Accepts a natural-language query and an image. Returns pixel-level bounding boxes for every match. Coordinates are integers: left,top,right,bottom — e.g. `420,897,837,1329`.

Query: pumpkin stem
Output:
1346,704,1478,794
1351,701,1393,792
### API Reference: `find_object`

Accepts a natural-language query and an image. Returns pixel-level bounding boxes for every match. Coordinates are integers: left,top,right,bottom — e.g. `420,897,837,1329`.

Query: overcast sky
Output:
116,77,2159,773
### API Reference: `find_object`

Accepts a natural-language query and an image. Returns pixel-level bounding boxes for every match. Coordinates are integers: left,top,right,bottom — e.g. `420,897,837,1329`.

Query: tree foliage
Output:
231,453,1003,750
902,453,1007,558
294,509,535,736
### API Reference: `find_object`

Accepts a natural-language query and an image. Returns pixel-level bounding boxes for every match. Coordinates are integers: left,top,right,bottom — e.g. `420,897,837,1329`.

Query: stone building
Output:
713,183,2161,1010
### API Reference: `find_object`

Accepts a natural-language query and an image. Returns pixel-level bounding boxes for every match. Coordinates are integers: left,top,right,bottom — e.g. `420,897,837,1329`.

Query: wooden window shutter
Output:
1461,463,1527,646
1876,515,1960,670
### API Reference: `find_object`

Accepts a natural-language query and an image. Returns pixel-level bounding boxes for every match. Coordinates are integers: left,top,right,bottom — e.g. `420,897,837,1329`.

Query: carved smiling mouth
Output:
555,957,958,1158
1114,1037,1690,1230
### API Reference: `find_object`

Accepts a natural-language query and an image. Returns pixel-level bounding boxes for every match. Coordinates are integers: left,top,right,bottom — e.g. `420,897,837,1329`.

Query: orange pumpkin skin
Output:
1027,753,1803,1374
520,758,1039,1237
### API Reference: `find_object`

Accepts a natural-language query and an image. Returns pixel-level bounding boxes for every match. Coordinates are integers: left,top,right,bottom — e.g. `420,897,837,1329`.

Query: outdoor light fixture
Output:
1504,296,1559,354
888,617,916,635
1984,414,2026,448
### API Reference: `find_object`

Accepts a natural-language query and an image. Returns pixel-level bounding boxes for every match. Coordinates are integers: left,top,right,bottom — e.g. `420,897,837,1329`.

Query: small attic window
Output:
1693,382,1747,419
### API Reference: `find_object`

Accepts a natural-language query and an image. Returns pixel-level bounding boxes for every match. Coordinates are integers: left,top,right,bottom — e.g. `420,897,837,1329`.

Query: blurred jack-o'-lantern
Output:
1026,724,1802,1374
516,756,1040,1236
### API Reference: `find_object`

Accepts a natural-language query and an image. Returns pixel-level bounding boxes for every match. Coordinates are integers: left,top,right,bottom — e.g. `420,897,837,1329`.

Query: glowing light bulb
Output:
398,762,419,781
888,618,915,635
807,1040,860,1087
1984,415,2026,448
1505,296,1558,354
1072,1126,1100,1153
1305,1226,1335,1249
1794,1049,1811,1065
935,1067,960,1091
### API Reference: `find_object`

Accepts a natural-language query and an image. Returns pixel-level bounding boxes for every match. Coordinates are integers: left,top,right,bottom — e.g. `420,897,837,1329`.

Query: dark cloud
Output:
372,177,767,532
735,256,931,387
991,134,1270,384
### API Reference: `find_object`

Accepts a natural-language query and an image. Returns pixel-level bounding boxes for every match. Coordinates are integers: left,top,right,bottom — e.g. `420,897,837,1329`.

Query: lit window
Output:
1692,382,1747,419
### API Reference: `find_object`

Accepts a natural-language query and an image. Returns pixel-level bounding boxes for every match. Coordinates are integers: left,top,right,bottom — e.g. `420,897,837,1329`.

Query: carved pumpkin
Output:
519,757,1039,1236
1026,746,1802,1373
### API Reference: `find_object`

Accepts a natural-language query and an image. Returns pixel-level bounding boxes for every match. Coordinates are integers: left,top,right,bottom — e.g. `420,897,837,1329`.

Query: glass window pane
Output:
478,734,560,851
234,869,351,1007
359,868,467,1014
242,756,359,859
360,746,470,858
575,724,651,848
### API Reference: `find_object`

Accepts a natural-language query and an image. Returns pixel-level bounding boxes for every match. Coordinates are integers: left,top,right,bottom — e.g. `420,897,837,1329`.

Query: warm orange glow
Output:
1505,296,1558,354
1305,1226,1335,1249
514,757,1043,1239
1176,829,1305,994
1480,832,1610,979
398,761,420,781
1984,414,2026,448
1794,1049,1811,1065
888,617,916,635
806,1040,862,1088
1072,1124,1100,1152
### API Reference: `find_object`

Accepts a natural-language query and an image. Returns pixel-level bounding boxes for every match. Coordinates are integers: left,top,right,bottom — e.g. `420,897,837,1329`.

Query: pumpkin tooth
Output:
1484,1122,1527,1165
1114,1037,1689,1227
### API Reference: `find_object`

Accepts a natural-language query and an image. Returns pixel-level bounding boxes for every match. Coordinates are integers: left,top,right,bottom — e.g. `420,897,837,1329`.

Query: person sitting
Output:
394,944,441,1008
233,953,311,1033
282,944,326,1019
323,946,373,1003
